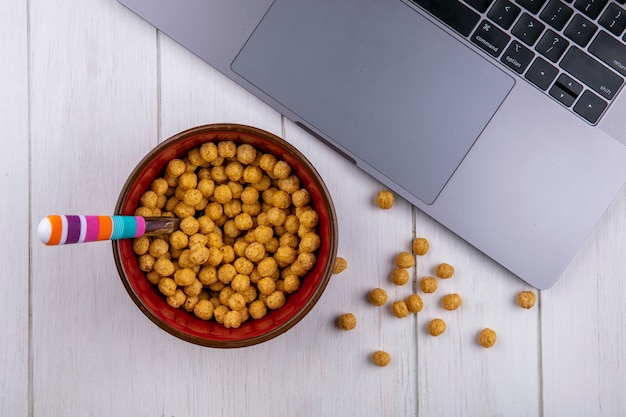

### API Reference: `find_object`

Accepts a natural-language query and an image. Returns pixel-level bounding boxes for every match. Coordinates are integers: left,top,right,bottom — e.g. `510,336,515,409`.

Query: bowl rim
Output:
112,123,338,348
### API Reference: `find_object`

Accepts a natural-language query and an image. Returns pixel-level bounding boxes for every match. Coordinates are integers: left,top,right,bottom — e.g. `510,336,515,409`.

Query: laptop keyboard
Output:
410,0,626,124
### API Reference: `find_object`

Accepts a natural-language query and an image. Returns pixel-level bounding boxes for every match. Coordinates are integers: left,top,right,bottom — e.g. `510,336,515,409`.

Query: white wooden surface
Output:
3,0,625,416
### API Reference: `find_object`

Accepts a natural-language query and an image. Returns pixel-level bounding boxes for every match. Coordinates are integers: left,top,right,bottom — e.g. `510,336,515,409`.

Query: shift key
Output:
560,47,623,100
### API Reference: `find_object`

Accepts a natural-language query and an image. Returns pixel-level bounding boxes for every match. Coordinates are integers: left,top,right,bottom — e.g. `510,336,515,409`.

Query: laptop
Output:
117,0,626,289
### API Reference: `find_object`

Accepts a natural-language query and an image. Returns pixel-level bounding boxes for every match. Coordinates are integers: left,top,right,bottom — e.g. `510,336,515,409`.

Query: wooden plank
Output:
542,187,626,417
0,0,29,415
414,211,541,417
29,1,159,415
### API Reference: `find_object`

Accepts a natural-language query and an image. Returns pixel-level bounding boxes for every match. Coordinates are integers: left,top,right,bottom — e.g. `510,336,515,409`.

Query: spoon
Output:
38,215,181,245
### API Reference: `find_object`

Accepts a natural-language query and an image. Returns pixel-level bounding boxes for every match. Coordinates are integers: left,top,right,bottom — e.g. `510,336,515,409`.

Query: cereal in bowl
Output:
132,141,322,328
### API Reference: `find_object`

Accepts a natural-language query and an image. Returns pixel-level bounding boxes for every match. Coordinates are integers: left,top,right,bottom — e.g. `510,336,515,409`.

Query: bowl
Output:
113,124,337,348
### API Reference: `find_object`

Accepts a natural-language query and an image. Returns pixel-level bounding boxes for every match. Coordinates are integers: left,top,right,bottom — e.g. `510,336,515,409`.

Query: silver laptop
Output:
117,0,626,289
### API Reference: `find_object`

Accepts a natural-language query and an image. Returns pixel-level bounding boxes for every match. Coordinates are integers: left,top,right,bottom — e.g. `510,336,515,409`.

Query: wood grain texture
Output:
8,0,626,415
0,0,29,415
542,186,626,417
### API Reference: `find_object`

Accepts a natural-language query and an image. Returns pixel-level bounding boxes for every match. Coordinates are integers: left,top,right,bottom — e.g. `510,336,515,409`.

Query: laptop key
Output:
471,20,511,56
411,0,480,37
560,46,624,100
555,73,583,96
540,0,574,31
526,57,559,89
536,29,569,62
599,4,626,37
465,0,495,13
549,83,577,106
589,30,626,76
564,14,598,47
515,0,548,14
488,0,522,29
573,90,607,123
512,13,546,45
574,0,608,20
501,40,535,72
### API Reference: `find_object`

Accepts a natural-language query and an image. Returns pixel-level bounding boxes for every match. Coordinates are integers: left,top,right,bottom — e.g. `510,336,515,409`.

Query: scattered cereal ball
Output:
391,268,410,286
266,290,286,310
391,300,409,318
248,299,267,320
435,263,455,279
375,190,394,209
406,294,424,313
369,288,388,306
337,313,357,331
478,328,497,348
442,293,463,311
395,251,415,269
222,310,242,329
427,318,446,336
517,291,536,309
333,257,347,274
372,350,391,367
420,276,438,293
412,237,429,256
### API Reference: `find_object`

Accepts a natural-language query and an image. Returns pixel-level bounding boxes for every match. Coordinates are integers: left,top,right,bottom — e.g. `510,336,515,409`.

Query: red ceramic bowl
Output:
113,124,337,348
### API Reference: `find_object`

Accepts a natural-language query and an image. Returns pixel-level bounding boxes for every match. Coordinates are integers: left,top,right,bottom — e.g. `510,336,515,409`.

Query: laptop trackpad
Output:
232,0,514,204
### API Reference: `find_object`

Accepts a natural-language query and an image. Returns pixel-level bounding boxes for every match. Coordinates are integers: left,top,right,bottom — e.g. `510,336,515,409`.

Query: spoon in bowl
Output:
37,215,181,245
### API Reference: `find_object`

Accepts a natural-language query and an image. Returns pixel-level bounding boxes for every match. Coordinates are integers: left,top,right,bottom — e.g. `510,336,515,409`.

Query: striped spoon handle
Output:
38,215,147,245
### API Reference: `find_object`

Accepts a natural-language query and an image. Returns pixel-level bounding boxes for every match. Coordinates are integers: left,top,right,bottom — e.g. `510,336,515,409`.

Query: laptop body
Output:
117,0,626,289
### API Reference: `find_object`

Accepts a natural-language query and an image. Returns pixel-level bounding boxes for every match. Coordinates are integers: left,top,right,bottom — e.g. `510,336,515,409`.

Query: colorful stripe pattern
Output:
38,215,146,245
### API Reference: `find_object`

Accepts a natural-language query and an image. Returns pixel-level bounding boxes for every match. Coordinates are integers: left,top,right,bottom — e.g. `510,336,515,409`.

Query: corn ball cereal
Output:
391,300,409,318
337,313,357,331
332,257,347,274
517,291,536,309
406,294,424,313
435,263,455,279
478,328,497,348
395,251,415,268
132,141,322,328
391,268,410,285
369,288,388,306
420,276,438,293
412,237,429,256
442,293,463,311
372,350,391,367
428,318,446,336
375,190,394,209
